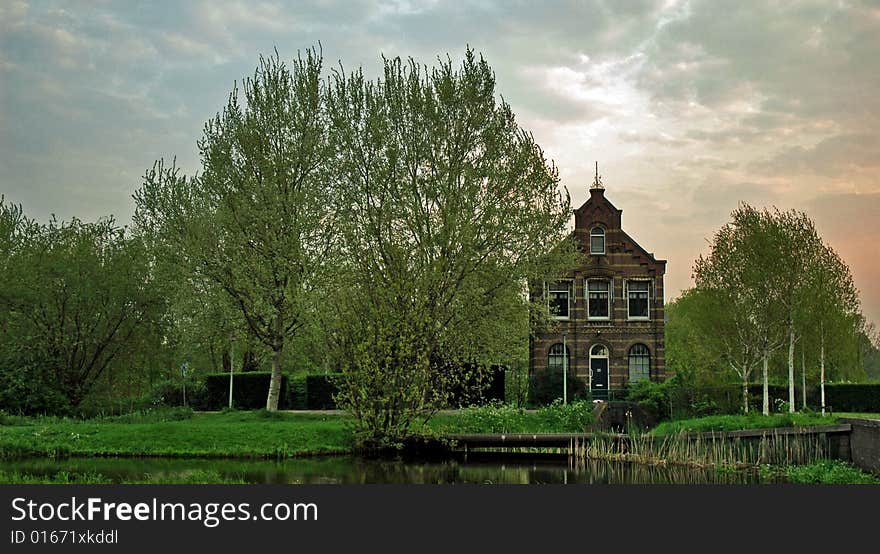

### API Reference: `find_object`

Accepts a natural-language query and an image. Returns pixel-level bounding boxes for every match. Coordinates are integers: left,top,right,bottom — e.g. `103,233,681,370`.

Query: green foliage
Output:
688,203,865,414
650,413,838,435
134,47,333,411
527,370,588,406
625,380,670,415
430,400,593,433
772,459,880,484
535,399,594,432
0,198,166,414
437,402,529,433
326,48,577,443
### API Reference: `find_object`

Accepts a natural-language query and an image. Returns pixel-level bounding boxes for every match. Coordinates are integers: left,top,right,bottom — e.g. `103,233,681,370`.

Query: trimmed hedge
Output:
203,372,290,410
825,383,880,413
301,374,339,410
201,372,340,411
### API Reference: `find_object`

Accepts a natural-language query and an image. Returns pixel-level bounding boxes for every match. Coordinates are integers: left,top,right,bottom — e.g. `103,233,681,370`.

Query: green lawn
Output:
0,411,352,459
833,413,880,420
650,412,841,435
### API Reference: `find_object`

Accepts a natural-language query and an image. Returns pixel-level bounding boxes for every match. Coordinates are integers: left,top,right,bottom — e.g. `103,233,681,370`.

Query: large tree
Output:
0,199,164,412
134,49,333,411
325,49,576,443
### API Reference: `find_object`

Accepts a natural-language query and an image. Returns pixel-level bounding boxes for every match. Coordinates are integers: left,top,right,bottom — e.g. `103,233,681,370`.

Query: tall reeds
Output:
572,430,829,469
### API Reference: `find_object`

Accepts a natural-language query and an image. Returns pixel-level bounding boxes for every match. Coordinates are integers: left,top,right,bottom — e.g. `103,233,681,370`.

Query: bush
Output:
780,459,880,484
527,370,587,406
625,380,672,419
446,402,529,433
535,399,593,432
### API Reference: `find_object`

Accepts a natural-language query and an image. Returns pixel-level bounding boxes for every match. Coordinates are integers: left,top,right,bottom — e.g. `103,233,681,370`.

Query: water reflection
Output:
0,455,773,484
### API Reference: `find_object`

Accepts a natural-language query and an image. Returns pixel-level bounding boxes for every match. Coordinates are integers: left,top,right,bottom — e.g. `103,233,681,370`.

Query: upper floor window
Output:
628,344,651,383
547,281,571,319
627,280,650,319
590,227,605,255
587,279,610,319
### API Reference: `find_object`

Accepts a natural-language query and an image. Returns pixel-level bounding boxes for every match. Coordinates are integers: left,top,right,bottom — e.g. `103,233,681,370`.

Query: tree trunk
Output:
762,351,769,416
266,345,284,411
820,325,826,416
788,323,795,413
742,379,749,414
266,313,284,412
801,346,806,410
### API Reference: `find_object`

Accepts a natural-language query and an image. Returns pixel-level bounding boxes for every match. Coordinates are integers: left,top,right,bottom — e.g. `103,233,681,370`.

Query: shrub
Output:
780,460,880,484
625,380,671,419
536,399,594,432
446,402,529,433
527,370,587,406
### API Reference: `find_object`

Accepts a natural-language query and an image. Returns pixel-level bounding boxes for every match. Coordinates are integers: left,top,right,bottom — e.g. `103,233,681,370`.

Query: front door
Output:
590,357,609,399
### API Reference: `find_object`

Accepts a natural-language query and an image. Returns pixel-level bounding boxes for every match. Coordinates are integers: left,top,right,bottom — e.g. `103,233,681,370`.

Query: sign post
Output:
228,336,236,410
562,333,567,405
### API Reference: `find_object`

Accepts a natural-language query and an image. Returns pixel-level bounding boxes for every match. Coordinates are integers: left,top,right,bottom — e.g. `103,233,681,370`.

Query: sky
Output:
1,0,879,327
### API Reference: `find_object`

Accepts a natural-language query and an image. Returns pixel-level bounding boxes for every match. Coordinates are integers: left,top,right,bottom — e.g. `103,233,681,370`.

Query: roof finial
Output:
592,161,604,189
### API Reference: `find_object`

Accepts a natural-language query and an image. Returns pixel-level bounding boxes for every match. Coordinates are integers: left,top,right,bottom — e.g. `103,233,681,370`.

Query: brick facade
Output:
529,185,667,394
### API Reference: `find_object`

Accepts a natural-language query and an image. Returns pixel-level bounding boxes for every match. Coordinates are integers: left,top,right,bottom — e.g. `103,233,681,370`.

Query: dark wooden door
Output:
590,358,609,399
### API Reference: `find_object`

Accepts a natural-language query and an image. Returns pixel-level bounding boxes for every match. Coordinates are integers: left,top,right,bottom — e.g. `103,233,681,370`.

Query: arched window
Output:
590,344,608,359
547,343,570,372
590,226,605,255
628,344,651,383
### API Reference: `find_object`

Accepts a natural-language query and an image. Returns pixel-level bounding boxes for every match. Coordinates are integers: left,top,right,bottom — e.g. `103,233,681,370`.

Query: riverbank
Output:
0,410,352,459
2,408,878,484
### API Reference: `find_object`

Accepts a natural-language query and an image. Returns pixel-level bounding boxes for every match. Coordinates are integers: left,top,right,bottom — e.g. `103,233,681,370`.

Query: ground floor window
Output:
547,343,570,372
628,344,650,382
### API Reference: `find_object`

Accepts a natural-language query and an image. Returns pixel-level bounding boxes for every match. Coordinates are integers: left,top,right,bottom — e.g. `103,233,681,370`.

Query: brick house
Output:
529,171,666,398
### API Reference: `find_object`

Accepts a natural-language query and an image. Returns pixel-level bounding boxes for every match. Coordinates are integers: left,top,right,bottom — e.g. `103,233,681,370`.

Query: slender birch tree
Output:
134,48,332,411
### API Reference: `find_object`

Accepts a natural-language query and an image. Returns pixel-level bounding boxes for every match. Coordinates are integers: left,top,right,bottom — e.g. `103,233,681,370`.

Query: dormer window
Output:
590,227,605,255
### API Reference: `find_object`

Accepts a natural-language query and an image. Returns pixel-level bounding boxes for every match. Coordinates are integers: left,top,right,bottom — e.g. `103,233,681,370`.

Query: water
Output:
0,455,771,484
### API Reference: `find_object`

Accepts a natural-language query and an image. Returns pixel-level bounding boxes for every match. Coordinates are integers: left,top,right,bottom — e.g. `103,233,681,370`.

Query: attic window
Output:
590,227,605,255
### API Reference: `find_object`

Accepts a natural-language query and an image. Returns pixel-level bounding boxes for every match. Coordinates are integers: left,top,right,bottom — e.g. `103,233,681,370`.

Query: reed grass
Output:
571,430,829,470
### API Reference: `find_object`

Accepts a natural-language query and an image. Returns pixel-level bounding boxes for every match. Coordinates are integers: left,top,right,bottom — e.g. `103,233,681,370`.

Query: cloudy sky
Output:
1,0,879,326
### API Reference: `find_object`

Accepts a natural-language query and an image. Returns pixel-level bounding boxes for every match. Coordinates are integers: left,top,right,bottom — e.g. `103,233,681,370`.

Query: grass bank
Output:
0,410,352,459
0,470,247,484
426,401,594,434
650,413,840,435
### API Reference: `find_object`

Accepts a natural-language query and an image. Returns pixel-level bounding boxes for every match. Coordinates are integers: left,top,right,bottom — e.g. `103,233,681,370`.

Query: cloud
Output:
1,0,879,327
